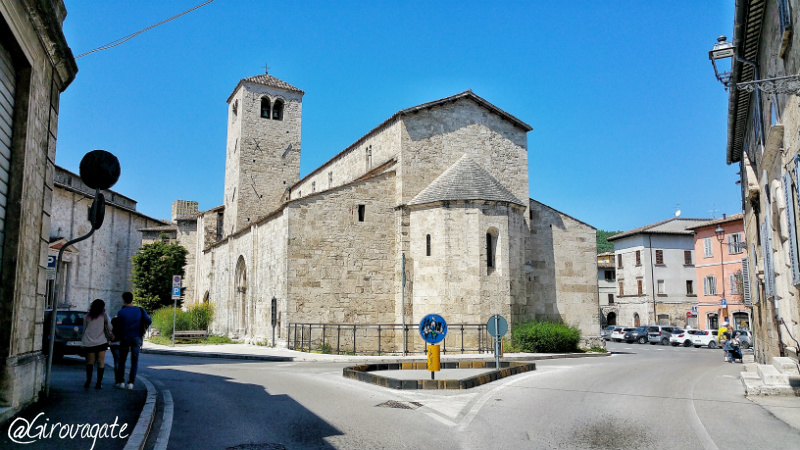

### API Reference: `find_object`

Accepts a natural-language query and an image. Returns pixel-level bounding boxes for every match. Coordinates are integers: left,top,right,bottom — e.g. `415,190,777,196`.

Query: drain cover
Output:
376,400,423,409
227,444,287,450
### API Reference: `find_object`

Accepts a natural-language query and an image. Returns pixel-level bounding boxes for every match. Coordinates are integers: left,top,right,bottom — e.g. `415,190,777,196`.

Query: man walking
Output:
115,292,151,389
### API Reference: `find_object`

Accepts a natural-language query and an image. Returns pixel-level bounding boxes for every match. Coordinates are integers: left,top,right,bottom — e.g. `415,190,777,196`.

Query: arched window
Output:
260,97,271,118
426,234,431,256
272,99,284,120
634,313,640,327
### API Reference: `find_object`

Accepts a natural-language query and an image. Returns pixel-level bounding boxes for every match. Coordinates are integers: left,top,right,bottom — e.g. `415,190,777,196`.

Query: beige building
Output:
48,166,168,315
722,0,800,366
177,73,601,350
0,0,78,421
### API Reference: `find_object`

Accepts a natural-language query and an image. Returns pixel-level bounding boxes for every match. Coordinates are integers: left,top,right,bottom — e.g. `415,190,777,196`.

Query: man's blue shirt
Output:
117,305,151,340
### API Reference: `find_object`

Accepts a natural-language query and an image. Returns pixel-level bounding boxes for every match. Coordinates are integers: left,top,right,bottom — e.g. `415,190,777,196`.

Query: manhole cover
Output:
376,400,423,409
227,444,287,450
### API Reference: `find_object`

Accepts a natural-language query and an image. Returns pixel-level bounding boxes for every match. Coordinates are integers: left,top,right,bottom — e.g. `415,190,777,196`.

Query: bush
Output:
512,320,581,353
151,303,215,339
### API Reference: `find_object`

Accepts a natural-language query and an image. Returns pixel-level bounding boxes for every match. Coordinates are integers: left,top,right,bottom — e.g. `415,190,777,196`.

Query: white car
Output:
670,329,698,347
611,327,633,342
693,330,720,348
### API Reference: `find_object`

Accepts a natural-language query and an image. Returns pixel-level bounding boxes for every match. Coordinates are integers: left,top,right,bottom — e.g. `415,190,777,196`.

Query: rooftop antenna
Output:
709,204,719,219
263,62,270,74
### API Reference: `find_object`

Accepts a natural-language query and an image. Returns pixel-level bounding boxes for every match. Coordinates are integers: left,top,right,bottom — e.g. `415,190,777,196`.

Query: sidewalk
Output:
0,355,153,450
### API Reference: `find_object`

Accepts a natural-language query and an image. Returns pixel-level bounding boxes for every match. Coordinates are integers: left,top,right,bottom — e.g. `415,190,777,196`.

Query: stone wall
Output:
526,200,601,347
0,0,78,420
287,172,397,327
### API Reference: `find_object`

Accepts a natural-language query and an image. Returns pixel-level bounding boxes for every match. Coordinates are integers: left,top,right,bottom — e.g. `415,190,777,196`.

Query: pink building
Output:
687,214,749,331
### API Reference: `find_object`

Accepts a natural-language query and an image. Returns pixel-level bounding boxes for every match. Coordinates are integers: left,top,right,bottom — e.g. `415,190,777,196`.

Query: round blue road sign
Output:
419,314,448,344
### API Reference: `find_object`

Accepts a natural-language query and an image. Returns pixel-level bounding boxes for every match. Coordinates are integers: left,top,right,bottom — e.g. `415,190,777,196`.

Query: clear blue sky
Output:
57,1,738,232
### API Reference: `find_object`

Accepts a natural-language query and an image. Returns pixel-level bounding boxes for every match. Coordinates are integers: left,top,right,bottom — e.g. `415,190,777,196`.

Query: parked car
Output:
647,325,676,345
612,327,634,342
609,327,626,342
693,330,720,348
669,329,698,347
624,326,649,344
602,325,617,341
43,309,85,359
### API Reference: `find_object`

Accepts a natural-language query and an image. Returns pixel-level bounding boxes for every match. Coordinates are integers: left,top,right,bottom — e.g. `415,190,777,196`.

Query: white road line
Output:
688,370,719,450
154,389,174,450
456,370,543,431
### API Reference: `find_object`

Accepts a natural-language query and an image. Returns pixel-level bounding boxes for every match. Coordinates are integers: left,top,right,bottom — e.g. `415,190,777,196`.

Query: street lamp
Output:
709,36,735,89
715,224,727,324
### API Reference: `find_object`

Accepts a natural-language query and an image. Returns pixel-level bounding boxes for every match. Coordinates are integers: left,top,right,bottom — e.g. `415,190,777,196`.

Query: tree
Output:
131,239,188,312
596,230,621,254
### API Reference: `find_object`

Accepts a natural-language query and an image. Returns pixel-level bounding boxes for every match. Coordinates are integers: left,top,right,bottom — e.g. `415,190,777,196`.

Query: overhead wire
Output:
75,0,215,59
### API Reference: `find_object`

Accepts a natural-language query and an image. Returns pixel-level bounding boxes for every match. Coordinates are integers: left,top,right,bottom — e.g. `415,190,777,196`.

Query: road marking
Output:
456,370,545,431
688,369,719,450
154,389,174,450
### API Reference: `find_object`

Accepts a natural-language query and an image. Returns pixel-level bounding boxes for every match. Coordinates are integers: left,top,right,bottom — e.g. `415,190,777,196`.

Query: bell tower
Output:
223,73,303,235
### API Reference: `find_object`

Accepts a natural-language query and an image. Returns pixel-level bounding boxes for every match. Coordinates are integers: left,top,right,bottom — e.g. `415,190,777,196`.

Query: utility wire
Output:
76,0,215,59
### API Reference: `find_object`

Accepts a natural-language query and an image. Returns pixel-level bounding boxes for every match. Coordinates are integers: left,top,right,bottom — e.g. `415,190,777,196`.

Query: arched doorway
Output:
607,312,617,326
633,313,640,327
234,256,247,337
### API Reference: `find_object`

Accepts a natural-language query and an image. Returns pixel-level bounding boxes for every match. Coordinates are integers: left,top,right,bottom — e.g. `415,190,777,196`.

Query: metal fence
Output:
288,323,493,355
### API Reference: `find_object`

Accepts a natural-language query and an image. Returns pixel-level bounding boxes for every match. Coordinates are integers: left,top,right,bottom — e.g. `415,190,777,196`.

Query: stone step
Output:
772,357,800,376
757,364,788,385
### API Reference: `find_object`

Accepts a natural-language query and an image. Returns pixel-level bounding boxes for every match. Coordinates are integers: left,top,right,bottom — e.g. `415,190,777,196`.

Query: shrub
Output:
512,320,581,353
150,303,215,339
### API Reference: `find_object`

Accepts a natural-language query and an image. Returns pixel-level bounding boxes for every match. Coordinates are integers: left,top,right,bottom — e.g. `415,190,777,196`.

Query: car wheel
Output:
740,341,750,350
661,338,669,346
708,341,718,349
637,337,647,344
683,340,692,347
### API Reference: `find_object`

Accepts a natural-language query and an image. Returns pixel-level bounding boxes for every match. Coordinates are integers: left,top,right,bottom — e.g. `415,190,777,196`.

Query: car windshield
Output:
696,331,708,335
56,312,84,326
623,328,633,332
635,326,647,331
673,329,684,334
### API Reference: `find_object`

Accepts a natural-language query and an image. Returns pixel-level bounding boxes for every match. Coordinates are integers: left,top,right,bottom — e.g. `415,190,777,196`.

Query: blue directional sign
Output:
172,286,181,297
721,298,727,307
419,314,447,344
691,306,698,315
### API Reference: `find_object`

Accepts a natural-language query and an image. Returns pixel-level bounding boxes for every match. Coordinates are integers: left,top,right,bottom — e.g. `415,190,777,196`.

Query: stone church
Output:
167,72,601,350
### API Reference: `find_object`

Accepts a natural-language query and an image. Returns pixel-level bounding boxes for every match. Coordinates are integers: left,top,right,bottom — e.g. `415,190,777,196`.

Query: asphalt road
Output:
137,342,799,450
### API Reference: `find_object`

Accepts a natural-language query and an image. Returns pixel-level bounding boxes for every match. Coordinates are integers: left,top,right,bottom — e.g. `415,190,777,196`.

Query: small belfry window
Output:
261,97,271,118
486,229,498,270
358,205,365,222
272,99,284,120
426,234,431,256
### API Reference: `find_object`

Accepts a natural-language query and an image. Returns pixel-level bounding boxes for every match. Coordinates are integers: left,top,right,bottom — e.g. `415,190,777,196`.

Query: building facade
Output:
48,166,168,315
597,252,617,325
177,74,602,350
608,218,708,328
0,0,78,422
723,0,800,365
686,214,748,331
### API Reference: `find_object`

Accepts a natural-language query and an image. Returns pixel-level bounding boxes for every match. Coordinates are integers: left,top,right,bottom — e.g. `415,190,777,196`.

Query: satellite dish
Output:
675,209,681,217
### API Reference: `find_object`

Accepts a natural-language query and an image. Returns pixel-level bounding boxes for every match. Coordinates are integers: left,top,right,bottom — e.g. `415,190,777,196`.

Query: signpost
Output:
271,297,277,347
419,314,447,379
171,275,182,346
721,298,727,309
487,314,508,369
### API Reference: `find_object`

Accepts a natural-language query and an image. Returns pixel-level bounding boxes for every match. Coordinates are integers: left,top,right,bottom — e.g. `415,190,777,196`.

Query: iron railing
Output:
288,323,492,355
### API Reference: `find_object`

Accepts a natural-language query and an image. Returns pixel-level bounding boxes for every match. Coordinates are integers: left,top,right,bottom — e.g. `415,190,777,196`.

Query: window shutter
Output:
741,257,752,307
783,172,800,284
761,217,775,298
704,238,712,257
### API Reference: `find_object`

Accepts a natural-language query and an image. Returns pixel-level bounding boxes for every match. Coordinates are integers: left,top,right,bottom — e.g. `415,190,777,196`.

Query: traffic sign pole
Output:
171,275,182,346
427,344,440,379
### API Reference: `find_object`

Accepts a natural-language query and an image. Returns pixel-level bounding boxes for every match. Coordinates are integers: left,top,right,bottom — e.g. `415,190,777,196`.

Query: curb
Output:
343,361,538,389
122,375,157,450
141,348,294,362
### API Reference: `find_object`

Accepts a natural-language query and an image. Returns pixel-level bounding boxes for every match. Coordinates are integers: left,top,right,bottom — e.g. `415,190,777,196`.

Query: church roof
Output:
228,73,304,102
409,154,525,206
398,90,532,132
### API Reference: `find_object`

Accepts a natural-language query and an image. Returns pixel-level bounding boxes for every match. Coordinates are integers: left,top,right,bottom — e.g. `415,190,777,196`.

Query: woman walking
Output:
81,299,113,389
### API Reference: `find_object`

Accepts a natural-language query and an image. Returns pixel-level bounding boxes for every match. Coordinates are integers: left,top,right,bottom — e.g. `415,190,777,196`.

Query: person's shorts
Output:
82,343,109,354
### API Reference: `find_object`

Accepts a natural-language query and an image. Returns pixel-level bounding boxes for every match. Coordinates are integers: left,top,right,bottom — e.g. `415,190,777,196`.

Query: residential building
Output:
607,218,709,328
721,0,800,365
0,0,78,422
598,252,617,325
686,214,748,331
